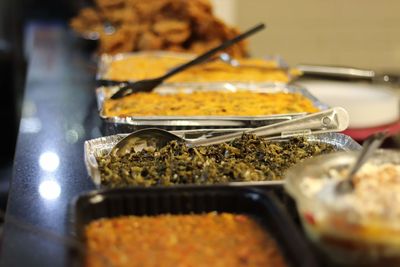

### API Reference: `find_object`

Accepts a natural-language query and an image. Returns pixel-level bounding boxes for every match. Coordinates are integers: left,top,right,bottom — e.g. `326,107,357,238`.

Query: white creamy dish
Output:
285,150,400,266
297,161,400,266
300,163,400,223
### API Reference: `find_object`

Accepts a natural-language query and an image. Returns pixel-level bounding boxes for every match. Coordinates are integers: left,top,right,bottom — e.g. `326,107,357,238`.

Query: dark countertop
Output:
0,22,100,267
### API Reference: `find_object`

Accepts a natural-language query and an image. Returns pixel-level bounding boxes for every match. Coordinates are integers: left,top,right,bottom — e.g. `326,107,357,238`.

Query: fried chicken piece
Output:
164,44,186,53
102,6,139,25
98,25,139,54
95,0,125,9
192,0,212,13
128,0,170,21
137,32,164,51
153,19,190,44
71,0,248,56
189,39,221,54
70,7,102,33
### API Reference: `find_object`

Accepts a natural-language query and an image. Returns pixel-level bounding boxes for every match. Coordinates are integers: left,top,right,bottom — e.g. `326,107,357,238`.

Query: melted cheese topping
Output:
103,91,319,117
105,55,293,83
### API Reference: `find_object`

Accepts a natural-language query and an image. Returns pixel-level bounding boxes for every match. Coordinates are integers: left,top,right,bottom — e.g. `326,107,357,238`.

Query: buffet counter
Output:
0,22,100,267
3,21,399,267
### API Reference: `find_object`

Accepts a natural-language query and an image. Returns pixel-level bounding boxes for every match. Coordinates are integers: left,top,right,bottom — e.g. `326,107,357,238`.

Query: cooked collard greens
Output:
97,134,334,187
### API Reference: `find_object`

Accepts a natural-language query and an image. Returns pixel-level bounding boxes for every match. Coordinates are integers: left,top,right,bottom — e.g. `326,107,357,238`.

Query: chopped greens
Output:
97,134,335,187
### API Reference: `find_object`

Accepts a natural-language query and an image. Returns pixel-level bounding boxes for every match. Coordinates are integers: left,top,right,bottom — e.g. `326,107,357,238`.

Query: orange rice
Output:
85,212,287,267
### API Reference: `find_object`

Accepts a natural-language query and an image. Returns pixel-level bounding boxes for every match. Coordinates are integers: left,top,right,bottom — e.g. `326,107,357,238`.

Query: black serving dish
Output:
69,186,318,267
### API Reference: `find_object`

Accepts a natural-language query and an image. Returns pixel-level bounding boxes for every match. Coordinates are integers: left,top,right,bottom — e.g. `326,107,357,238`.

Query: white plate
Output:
297,80,399,128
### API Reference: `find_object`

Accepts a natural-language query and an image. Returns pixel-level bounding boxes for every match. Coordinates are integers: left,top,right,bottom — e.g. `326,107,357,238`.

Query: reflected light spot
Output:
39,180,61,200
39,152,60,172
223,83,237,92
20,118,42,133
66,129,79,144
22,101,37,117
65,124,85,143
89,195,104,204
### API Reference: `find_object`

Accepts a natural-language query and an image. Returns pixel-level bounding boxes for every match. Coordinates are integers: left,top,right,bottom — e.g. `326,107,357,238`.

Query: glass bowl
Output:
284,149,400,267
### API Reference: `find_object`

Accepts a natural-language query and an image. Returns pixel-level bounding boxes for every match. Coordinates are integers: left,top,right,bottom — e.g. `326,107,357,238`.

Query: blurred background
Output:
212,0,400,141
213,0,400,71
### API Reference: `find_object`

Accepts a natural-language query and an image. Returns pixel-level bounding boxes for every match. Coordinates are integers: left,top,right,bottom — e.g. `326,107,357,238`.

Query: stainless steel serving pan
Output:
84,131,361,187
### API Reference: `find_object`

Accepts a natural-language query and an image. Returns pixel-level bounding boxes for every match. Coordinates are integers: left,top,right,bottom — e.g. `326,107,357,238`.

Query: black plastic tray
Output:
70,186,318,267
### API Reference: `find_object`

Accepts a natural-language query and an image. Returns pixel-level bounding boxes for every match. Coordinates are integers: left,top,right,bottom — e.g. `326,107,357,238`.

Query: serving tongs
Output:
111,107,349,156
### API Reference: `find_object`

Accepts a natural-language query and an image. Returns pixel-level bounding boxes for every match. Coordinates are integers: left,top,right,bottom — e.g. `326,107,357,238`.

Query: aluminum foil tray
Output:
97,82,329,134
84,131,361,187
97,51,292,82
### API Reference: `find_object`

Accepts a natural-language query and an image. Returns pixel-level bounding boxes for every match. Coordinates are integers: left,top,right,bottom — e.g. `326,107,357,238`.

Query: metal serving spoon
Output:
110,107,349,157
109,23,266,99
335,131,387,195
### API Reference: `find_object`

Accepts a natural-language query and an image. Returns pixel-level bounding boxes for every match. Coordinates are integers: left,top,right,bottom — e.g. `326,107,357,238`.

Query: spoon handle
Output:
335,131,388,195
347,131,387,179
96,79,130,87
189,107,349,147
161,23,266,80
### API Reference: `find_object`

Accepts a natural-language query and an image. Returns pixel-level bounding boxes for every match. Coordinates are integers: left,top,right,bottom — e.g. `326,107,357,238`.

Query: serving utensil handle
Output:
188,107,349,147
161,23,266,80
335,131,387,194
